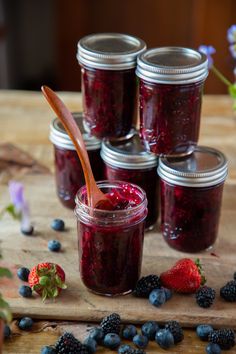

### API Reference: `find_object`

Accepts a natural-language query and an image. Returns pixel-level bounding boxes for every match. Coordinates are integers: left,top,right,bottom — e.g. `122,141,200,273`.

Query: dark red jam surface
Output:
77,184,147,295
81,66,136,138
105,164,158,228
139,79,204,155
160,180,224,252
54,146,104,209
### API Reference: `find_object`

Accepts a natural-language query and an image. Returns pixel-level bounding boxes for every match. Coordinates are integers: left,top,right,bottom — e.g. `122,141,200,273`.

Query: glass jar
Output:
75,180,148,296
136,47,208,156
101,131,158,230
77,33,146,139
50,112,103,209
158,146,228,252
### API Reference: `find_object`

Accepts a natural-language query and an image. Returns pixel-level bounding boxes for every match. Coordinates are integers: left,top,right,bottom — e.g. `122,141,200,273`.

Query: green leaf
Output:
228,83,236,99
60,283,67,290
42,288,48,302
0,295,12,322
39,276,50,287
0,267,12,279
52,288,58,298
5,204,21,220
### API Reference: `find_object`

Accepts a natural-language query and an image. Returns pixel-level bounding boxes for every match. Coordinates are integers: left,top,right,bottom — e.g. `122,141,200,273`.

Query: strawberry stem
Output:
195,258,206,285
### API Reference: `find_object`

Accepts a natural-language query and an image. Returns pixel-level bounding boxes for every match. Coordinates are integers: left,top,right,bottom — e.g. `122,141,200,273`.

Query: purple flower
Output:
8,181,31,232
227,25,236,44
198,45,216,68
229,44,236,59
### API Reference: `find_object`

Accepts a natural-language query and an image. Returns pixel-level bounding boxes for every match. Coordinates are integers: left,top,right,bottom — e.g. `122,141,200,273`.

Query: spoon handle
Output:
41,86,95,206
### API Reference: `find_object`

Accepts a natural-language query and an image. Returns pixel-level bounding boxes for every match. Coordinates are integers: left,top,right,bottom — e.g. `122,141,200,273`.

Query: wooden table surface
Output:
1,91,236,353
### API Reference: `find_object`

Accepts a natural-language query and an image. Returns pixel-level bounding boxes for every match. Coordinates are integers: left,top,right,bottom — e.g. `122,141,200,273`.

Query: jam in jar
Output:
158,146,228,252
136,47,208,156
77,33,146,139
75,181,147,296
101,131,158,229
50,112,103,209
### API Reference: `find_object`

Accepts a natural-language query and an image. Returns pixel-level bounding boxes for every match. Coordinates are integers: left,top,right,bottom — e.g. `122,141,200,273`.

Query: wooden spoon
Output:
41,85,112,209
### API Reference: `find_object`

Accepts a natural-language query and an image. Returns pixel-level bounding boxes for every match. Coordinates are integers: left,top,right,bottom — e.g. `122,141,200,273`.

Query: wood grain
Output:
1,91,236,353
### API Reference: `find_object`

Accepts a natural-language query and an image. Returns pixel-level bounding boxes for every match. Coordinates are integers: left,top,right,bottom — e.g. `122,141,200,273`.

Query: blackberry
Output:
55,332,86,353
165,320,183,343
133,275,161,297
209,328,235,350
195,286,215,308
220,280,236,302
100,313,121,335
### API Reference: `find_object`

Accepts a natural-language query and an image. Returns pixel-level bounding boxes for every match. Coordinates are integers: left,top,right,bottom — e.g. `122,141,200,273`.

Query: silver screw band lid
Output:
77,33,146,70
136,47,208,84
101,131,158,169
49,112,101,151
158,146,228,187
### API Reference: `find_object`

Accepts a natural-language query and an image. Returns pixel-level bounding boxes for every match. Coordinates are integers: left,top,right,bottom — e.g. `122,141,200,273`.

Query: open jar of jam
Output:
136,47,208,156
101,131,158,230
75,180,148,296
158,146,228,253
50,112,103,209
77,33,146,139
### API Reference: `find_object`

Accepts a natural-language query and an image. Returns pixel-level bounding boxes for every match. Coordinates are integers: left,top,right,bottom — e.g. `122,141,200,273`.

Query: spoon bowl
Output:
41,86,113,209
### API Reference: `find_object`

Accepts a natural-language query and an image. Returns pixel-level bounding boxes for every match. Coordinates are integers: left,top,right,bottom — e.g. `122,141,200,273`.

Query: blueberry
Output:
141,321,159,340
51,219,65,231
103,333,121,349
21,225,34,236
163,287,173,301
155,329,174,349
19,285,32,298
48,240,61,252
149,288,166,307
118,344,133,353
83,337,97,353
133,334,149,349
122,324,137,340
4,324,11,338
206,342,221,354
88,327,104,343
196,324,214,341
40,346,56,354
17,267,30,282
18,317,33,330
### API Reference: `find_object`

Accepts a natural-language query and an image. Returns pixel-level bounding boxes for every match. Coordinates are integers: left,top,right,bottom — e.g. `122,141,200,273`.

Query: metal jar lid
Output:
158,146,228,187
136,47,208,84
49,112,101,151
101,132,158,169
77,33,146,70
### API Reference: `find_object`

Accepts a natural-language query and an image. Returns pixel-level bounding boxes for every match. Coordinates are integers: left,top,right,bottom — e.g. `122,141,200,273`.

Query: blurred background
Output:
0,0,236,94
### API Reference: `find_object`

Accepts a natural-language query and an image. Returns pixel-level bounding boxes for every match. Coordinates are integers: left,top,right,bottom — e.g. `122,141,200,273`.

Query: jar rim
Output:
74,180,148,226
158,145,228,187
77,33,146,70
136,46,208,84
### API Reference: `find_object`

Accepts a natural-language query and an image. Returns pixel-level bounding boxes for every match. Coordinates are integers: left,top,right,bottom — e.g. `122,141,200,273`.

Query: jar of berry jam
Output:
136,47,208,156
101,131,158,230
50,112,103,209
75,180,148,296
158,146,228,253
77,33,146,139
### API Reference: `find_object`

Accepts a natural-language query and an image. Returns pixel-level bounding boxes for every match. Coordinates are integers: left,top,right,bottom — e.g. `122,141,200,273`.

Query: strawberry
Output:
28,262,67,301
160,258,206,294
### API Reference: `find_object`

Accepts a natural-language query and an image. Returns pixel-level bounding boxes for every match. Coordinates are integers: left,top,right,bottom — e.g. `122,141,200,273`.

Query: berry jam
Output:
139,79,203,155
54,146,104,209
160,180,224,252
75,181,147,295
104,164,158,229
81,66,136,138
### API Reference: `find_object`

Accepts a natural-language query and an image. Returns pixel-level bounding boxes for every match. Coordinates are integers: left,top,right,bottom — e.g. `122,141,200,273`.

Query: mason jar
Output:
77,33,146,139
75,180,148,296
50,112,103,209
101,131,158,230
158,146,228,252
136,47,208,156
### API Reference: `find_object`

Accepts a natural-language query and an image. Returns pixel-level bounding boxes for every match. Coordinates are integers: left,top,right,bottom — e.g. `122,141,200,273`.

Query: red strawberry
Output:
28,262,67,301
160,258,206,294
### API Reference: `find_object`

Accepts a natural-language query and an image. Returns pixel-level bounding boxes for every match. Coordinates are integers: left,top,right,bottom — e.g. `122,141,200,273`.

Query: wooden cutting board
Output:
1,174,236,328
